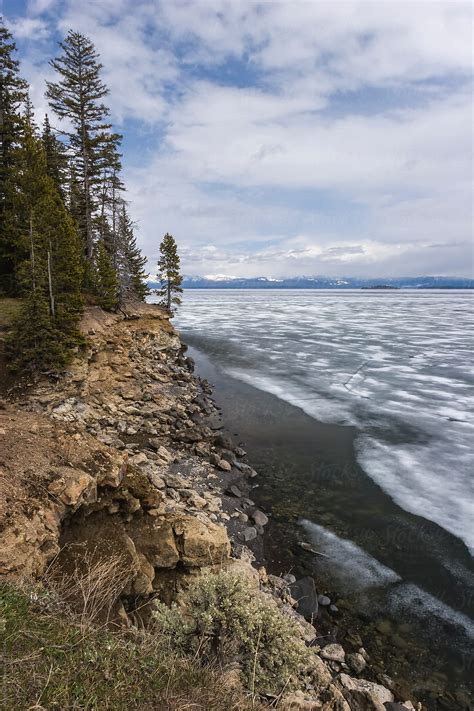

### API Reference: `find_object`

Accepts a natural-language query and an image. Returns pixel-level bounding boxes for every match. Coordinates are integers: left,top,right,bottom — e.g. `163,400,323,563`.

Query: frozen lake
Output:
174,289,474,553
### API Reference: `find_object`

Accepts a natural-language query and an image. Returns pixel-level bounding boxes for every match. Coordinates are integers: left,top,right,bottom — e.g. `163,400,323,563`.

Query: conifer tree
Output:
46,30,119,261
94,239,118,310
156,233,182,313
0,19,28,294
117,203,149,302
41,114,68,197
6,115,83,372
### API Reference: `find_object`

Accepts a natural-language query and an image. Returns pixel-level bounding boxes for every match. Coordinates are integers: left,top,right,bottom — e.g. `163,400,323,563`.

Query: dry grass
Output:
45,549,133,632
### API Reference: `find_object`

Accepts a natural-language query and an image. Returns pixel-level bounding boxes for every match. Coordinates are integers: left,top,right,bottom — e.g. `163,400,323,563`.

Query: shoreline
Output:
184,340,474,708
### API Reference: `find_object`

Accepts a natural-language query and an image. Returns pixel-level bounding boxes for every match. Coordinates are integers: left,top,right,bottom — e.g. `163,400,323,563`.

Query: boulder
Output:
130,517,180,568
289,576,319,621
172,516,231,567
337,674,394,710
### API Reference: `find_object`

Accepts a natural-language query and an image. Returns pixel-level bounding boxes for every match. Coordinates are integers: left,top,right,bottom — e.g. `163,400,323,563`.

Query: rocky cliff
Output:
0,302,419,710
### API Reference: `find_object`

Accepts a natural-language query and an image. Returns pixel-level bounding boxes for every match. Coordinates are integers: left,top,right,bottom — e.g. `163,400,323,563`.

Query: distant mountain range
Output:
148,275,474,289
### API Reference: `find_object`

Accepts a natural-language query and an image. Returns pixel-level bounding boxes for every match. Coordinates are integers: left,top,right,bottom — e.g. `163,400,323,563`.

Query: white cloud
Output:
4,0,473,277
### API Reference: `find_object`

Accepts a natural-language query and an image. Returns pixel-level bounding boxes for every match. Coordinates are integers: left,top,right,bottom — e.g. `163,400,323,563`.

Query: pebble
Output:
317,594,331,606
217,459,231,471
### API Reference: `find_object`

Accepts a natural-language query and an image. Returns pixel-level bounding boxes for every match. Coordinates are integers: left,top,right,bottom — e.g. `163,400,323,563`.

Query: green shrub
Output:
153,570,314,696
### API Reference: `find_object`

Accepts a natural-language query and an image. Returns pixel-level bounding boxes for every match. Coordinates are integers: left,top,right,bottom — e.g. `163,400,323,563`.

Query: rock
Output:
213,433,234,450
172,516,231,567
130,518,179,568
309,654,333,690
241,526,258,542
283,573,296,584
337,674,394,710
289,576,319,621
251,509,269,526
48,467,97,508
148,472,166,489
320,685,351,711
155,445,174,464
227,484,242,497
346,652,366,674
318,594,331,606
122,468,162,508
321,643,345,663
130,452,148,466
217,459,231,471
165,473,191,489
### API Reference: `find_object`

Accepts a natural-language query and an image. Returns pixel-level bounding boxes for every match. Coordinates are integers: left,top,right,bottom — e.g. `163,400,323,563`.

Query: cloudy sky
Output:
2,0,473,278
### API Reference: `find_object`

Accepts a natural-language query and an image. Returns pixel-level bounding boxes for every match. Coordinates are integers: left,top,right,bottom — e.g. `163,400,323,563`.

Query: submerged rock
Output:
290,576,319,621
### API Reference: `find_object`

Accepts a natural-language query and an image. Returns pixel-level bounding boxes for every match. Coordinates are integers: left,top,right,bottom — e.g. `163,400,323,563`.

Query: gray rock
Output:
214,433,234,450
317,594,331,606
148,472,166,489
234,446,246,457
252,509,269,527
242,526,258,542
227,484,242,497
283,573,297,584
289,577,319,621
217,459,232,471
320,643,345,663
346,652,366,674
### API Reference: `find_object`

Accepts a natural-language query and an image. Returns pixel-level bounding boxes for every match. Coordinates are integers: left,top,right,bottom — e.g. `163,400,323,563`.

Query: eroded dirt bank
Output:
0,302,420,710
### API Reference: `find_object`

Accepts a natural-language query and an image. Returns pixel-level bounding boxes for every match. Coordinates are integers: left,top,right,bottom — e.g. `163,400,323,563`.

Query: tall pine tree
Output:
117,202,149,302
94,238,119,311
41,113,68,197
7,114,84,372
46,30,119,262
0,19,28,294
155,233,182,314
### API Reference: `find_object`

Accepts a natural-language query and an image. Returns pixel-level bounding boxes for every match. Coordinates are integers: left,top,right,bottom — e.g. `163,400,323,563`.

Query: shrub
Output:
152,570,314,696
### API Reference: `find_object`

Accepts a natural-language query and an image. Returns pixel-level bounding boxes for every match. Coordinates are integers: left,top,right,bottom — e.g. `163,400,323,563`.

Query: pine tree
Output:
94,238,118,310
156,233,182,313
0,19,28,294
6,115,84,372
41,114,68,197
46,30,119,262
117,203,149,302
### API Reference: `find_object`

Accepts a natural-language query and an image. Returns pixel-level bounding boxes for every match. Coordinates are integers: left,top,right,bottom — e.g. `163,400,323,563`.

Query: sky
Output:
2,0,473,279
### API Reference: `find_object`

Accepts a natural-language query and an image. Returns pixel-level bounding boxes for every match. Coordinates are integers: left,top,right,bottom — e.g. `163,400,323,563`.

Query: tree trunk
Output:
47,247,55,317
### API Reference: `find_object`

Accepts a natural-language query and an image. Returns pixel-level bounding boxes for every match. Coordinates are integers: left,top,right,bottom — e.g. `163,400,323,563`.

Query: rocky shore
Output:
0,302,420,710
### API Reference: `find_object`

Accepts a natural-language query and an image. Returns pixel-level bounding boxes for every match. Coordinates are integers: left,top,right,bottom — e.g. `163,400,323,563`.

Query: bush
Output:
152,570,315,696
